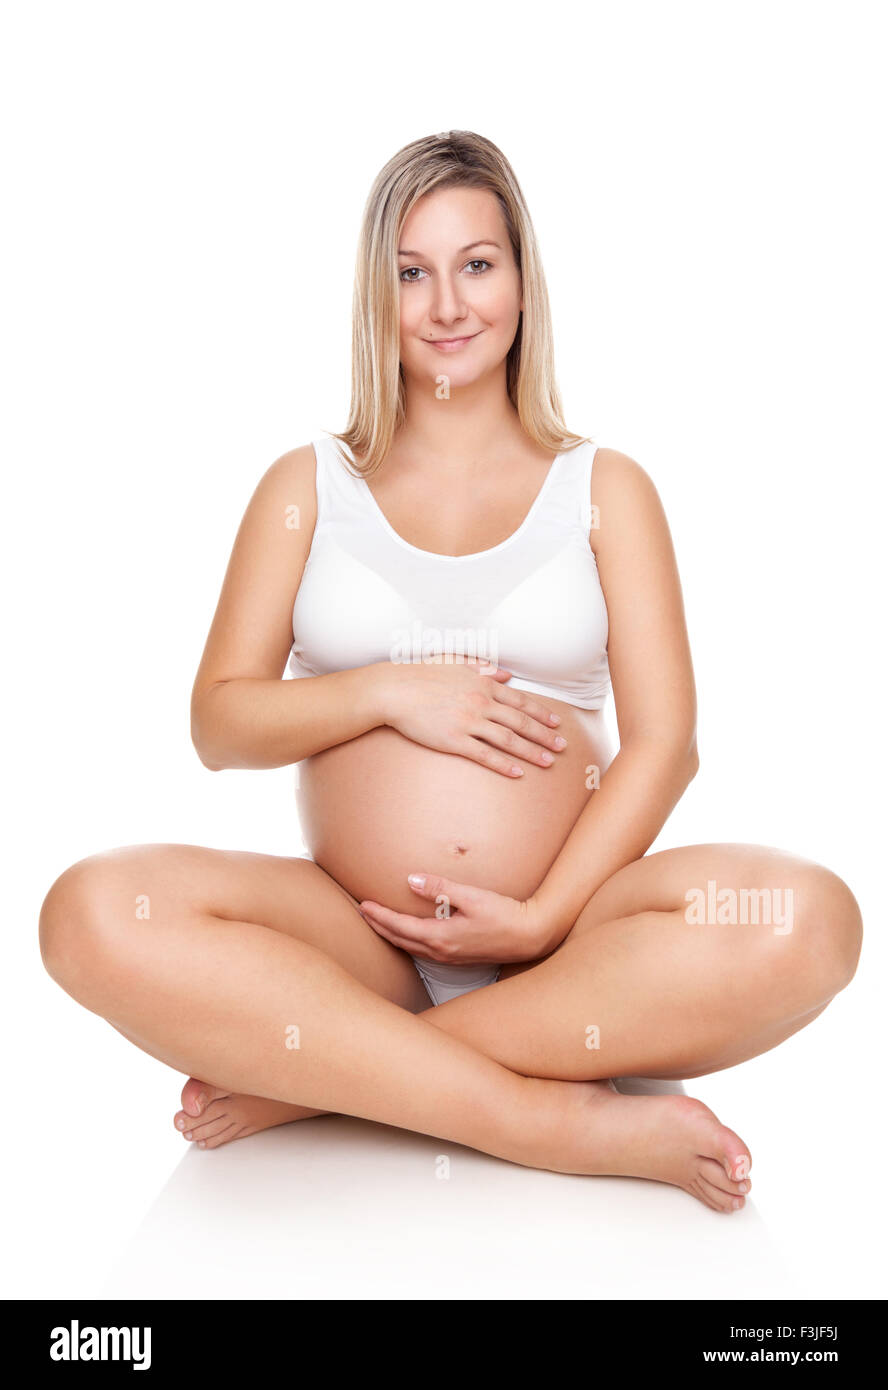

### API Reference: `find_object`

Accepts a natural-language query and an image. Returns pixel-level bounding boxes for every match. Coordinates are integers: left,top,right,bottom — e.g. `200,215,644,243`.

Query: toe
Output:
180,1077,221,1118
184,1110,234,1144
678,1098,751,1187
197,1122,240,1150
698,1156,751,1200
705,1122,751,1183
724,1144,751,1183
697,1174,745,1213
687,1177,727,1213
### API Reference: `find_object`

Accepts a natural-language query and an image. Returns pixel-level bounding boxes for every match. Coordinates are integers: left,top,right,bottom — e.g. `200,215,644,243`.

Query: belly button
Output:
449,842,469,856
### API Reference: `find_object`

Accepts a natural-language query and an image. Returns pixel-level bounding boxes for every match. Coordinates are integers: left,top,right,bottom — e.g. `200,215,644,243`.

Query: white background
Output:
3,0,885,1300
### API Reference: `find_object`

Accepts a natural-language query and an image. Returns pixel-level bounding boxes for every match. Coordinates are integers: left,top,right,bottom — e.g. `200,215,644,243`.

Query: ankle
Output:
493,1074,564,1170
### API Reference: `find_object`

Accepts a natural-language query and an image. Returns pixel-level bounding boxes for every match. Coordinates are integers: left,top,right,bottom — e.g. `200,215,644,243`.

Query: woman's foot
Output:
173,1077,325,1149
173,1075,752,1214
530,1077,752,1213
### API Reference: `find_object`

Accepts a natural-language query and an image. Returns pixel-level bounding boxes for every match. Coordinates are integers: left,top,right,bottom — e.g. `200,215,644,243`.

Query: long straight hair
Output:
329,130,589,477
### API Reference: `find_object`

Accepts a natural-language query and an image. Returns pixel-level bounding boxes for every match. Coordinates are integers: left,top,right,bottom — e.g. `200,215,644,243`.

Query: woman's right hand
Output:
377,658,568,776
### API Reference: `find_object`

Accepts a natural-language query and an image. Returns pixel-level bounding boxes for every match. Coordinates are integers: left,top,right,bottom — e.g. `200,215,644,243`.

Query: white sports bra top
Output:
287,433,611,710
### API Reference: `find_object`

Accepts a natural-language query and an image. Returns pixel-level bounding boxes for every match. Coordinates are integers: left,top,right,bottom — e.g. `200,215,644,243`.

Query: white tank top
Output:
287,433,610,710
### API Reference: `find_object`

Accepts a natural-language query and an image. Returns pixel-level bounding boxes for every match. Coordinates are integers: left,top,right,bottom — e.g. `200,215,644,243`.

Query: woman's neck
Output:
396,392,526,471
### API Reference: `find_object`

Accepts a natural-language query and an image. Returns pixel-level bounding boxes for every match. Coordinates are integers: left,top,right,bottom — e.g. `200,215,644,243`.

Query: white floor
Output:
9,865,884,1302
103,1111,791,1302
7,921,884,1304
7,952,883,1301
100,1074,800,1302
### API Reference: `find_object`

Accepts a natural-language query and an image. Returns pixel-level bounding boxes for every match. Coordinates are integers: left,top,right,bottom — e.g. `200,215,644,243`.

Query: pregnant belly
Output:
296,694,615,917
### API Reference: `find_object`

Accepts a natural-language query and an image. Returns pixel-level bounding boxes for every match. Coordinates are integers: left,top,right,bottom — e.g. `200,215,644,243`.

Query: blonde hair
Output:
328,130,589,477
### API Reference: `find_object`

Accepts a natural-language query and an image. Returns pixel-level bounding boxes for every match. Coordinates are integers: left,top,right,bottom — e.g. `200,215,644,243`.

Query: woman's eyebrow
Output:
397,239,503,257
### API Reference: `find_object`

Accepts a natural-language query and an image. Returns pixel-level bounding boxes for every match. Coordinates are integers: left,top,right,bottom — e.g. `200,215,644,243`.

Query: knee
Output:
38,856,118,999
782,866,863,1002
812,867,863,992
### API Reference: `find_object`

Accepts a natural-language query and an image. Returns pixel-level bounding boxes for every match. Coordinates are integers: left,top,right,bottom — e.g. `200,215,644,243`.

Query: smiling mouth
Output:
426,332,481,347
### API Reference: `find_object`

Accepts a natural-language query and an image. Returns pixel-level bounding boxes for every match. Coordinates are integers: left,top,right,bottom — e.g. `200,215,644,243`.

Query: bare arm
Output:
194,669,391,772
191,445,387,770
191,444,568,773
530,448,700,948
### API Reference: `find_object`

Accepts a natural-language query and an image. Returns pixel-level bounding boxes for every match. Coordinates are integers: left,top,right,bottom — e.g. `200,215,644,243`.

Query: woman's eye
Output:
399,260,492,285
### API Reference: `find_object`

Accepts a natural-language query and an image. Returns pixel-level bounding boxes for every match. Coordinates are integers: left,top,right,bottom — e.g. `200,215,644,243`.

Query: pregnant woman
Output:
39,131,862,1213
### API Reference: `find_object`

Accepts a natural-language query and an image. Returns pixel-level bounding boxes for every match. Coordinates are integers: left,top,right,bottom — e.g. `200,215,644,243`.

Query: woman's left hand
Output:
358,873,547,965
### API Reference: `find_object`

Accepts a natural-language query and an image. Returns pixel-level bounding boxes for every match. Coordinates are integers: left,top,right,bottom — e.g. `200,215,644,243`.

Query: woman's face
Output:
397,186,523,391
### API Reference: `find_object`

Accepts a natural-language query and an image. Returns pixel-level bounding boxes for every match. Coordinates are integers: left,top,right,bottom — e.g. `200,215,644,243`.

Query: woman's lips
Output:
425,332,481,352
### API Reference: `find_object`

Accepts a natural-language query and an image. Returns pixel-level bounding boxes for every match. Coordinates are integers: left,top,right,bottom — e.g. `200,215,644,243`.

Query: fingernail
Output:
539,752,553,765
184,1131,192,1141
548,714,561,724
732,1198,742,1211
553,736,567,749
408,874,426,888
738,1182,749,1194
196,1092,207,1109
511,766,524,776
176,1118,186,1131
198,1141,206,1149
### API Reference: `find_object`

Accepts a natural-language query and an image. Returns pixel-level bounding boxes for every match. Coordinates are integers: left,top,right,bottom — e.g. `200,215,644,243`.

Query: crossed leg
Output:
425,842,862,1080
38,839,861,1211
176,841,860,1157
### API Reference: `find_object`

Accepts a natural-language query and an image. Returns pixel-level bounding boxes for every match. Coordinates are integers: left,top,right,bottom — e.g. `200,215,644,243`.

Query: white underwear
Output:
293,854,679,1087
411,956,501,1006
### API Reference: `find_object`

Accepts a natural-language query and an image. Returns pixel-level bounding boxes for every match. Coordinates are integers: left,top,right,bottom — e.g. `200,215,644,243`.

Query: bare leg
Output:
106,1019,328,1143
149,843,842,1140
39,847,536,1156
164,848,432,1143
38,843,754,1210
425,843,862,1080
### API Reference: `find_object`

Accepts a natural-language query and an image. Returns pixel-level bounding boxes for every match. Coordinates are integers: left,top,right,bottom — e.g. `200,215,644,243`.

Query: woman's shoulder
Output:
588,443,650,483
235,443,321,536
256,441,321,495
265,440,319,479
587,445,669,540
588,443,659,496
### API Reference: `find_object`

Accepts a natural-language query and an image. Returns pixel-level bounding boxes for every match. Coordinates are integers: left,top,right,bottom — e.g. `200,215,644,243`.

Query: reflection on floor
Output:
103,1076,792,1299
